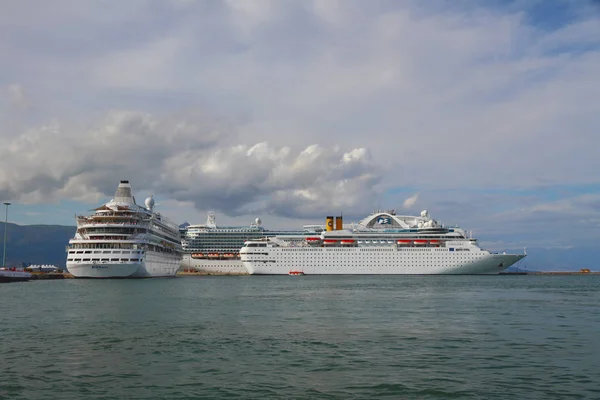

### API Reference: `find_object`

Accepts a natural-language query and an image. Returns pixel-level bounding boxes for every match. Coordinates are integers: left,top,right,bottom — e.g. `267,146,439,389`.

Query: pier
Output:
28,271,75,280
500,270,598,275
177,269,249,276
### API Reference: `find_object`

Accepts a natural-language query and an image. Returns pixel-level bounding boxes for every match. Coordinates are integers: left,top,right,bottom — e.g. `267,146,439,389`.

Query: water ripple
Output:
1,275,599,399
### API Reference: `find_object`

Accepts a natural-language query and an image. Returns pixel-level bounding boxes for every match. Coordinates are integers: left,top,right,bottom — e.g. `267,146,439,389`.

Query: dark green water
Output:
1,276,599,399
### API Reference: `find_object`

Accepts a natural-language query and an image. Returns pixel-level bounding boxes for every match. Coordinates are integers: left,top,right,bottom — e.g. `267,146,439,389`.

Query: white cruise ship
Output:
181,213,322,274
66,180,183,278
241,210,526,275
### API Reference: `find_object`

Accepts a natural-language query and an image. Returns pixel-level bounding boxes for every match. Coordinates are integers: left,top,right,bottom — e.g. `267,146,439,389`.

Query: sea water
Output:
1,275,599,399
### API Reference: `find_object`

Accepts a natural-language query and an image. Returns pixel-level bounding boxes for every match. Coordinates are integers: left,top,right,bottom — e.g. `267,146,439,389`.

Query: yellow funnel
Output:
326,216,334,231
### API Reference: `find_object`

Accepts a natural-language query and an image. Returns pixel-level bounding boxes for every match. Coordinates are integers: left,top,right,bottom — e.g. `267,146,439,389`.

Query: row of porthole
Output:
277,256,482,259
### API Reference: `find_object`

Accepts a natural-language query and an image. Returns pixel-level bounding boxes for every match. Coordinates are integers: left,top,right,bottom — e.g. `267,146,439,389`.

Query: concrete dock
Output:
28,271,75,279
177,269,249,276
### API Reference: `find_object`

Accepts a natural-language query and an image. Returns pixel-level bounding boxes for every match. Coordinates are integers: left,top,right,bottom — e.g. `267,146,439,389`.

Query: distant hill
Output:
0,222,75,268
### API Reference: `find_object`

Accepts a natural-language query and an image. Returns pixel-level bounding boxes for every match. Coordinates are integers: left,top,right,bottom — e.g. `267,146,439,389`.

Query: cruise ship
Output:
66,180,183,278
181,213,323,274
240,210,526,275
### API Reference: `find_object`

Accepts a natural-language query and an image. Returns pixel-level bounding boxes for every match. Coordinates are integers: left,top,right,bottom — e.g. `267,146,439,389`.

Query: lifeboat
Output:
323,239,338,245
397,240,412,245
289,271,305,276
306,237,322,244
208,253,220,258
340,239,356,245
413,240,428,245
191,253,204,259
429,240,441,245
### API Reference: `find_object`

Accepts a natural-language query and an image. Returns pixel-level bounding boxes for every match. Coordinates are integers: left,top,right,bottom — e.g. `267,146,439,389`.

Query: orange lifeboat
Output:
429,240,441,245
323,239,338,245
340,239,356,245
306,237,322,243
414,240,428,245
289,271,305,276
397,240,412,245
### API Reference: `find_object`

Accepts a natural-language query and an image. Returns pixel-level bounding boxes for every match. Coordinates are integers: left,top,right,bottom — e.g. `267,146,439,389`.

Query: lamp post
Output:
2,202,10,267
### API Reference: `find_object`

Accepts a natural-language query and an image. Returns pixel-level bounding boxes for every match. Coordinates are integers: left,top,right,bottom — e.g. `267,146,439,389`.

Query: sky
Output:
1,0,599,269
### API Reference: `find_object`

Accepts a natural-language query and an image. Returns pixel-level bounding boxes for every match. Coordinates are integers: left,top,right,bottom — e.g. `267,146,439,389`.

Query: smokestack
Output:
335,216,343,230
326,216,334,231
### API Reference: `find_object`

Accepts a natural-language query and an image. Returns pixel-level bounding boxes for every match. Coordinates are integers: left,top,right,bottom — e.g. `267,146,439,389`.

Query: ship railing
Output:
78,220,144,227
149,217,180,234
154,214,180,231
267,237,292,247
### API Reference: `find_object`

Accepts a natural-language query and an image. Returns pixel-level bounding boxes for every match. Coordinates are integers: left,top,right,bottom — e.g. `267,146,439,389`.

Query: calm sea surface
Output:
1,275,599,399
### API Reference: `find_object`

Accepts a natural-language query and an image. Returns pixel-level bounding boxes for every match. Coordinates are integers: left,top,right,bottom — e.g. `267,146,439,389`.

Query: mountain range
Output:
0,222,75,268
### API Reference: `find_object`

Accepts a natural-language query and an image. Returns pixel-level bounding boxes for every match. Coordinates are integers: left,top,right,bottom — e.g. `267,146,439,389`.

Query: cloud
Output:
403,192,419,209
0,109,384,218
62,0,598,190
1,0,599,256
6,84,29,109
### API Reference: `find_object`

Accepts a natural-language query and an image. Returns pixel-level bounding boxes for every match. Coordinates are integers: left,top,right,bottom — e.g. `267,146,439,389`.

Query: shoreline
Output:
177,270,249,276
500,271,599,275
21,270,598,279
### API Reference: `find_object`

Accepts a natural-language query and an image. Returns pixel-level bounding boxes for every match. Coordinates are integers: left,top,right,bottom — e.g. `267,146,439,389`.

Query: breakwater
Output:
501,271,598,275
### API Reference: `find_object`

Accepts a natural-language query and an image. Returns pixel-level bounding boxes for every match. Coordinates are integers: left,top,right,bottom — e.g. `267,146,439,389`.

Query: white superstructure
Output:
66,180,183,278
181,213,322,274
241,210,526,275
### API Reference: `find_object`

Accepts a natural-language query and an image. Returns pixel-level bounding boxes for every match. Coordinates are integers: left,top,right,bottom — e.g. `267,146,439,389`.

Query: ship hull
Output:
181,254,246,274
0,270,32,282
67,252,181,278
242,248,525,275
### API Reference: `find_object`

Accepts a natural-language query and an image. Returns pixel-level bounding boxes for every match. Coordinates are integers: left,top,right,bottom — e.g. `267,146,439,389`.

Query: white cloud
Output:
0,0,599,251
403,193,419,209
0,110,384,218
6,84,29,109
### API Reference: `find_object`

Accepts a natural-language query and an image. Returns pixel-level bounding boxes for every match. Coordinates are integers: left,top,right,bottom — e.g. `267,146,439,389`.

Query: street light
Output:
2,202,10,267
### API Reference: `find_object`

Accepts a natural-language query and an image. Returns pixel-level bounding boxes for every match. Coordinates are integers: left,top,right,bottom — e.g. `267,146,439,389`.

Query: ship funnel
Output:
326,216,334,231
113,180,135,204
335,216,343,230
